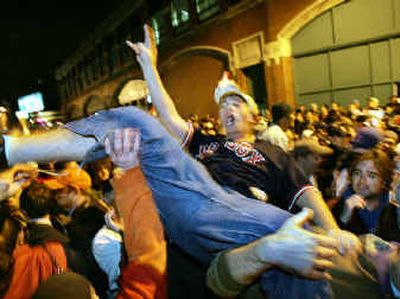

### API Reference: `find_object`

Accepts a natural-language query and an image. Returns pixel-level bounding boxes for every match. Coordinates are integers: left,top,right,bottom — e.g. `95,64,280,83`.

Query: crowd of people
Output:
1,24,400,299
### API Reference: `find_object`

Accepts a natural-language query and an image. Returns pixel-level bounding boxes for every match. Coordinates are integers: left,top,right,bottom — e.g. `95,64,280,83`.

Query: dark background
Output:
0,0,166,109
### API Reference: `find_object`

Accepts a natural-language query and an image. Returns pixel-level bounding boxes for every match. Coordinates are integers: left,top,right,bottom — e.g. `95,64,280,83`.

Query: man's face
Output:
219,95,254,138
352,160,383,199
299,152,321,176
382,137,397,151
55,186,79,211
310,103,318,113
331,135,351,149
368,99,379,109
320,106,328,116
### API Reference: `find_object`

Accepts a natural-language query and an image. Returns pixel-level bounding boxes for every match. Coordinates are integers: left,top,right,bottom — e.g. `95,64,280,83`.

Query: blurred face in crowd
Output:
277,112,295,131
348,104,356,113
382,131,398,151
320,106,329,118
368,98,379,109
201,121,216,136
287,113,295,129
219,95,255,140
297,152,322,177
382,138,397,152
352,159,383,200
310,103,318,113
346,127,356,139
295,111,304,122
92,159,112,182
305,111,315,123
391,157,400,205
331,135,351,149
55,186,80,211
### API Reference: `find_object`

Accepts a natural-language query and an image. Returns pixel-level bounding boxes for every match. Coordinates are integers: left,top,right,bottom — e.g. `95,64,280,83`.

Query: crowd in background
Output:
0,95,400,298
2,24,400,299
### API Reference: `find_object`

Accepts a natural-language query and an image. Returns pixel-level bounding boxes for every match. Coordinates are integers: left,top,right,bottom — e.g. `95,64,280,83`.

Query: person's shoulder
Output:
254,139,291,169
264,124,276,134
254,139,288,157
13,241,65,259
266,124,284,134
27,223,70,246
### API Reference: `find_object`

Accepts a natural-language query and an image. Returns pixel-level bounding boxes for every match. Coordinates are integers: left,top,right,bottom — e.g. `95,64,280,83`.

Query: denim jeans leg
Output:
65,107,331,299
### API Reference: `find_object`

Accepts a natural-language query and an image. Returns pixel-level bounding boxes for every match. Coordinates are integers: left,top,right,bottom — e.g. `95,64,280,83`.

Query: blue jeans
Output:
65,107,332,299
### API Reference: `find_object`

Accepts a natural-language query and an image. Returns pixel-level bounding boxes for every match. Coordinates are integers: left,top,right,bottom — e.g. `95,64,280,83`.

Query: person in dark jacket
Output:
333,149,394,235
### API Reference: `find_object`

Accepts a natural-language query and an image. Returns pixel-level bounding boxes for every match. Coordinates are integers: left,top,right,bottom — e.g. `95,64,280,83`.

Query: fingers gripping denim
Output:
65,107,332,299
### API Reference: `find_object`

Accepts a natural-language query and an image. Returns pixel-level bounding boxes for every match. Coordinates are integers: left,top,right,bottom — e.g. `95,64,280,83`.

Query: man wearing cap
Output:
352,127,384,153
42,162,93,213
292,138,333,187
0,25,362,298
126,25,342,232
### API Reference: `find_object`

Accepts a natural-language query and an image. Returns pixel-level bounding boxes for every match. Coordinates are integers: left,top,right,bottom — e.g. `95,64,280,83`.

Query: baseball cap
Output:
351,127,384,151
214,72,259,115
41,162,91,191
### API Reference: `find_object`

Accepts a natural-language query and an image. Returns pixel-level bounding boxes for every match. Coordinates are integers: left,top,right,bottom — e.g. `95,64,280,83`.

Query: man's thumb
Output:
286,208,314,228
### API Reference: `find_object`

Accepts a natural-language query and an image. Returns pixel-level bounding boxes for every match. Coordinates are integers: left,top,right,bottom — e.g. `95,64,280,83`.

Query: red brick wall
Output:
64,0,315,117
266,0,315,40
161,55,223,118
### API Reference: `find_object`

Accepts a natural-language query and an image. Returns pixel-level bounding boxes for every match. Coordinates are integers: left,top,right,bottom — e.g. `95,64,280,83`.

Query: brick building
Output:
55,0,400,119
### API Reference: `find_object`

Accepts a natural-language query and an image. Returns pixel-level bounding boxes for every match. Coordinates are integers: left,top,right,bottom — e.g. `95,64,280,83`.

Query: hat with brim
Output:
351,127,384,151
214,73,259,115
41,164,91,191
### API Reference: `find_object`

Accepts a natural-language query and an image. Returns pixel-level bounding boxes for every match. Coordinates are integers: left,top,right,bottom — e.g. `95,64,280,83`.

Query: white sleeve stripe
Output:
288,185,316,211
181,122,194,147
3,135,11,166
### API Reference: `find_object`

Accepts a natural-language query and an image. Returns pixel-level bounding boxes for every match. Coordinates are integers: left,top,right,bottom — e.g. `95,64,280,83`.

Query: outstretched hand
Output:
126,24,158,69
256,208,338,280
104,128,141,170
0,162,38,201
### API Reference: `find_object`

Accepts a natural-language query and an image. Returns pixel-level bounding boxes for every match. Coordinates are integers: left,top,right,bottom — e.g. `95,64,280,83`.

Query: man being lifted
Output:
127,25,350,237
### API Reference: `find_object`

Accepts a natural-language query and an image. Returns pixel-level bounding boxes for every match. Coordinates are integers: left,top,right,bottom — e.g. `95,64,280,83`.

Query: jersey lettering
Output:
197,142,220,159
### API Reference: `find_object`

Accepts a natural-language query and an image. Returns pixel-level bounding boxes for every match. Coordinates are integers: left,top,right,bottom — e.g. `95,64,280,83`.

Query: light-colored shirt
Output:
92,226,123,293
259,124,289,152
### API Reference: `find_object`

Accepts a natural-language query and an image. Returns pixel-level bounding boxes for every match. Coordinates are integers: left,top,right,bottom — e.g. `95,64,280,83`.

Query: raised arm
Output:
126,25,189,143
105,128,167,299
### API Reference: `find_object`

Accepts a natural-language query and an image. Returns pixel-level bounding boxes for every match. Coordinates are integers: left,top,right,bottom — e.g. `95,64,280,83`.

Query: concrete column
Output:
264,38,295,107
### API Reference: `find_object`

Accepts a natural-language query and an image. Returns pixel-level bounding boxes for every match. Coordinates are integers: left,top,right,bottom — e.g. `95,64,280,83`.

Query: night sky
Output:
0,0,127,107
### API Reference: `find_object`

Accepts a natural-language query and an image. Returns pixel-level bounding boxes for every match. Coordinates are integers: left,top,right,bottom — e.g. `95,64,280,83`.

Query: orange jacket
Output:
4,241,67,299
112,167,167,299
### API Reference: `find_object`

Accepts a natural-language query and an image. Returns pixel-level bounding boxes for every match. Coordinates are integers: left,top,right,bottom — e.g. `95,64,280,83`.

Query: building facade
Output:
55,0,400,120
